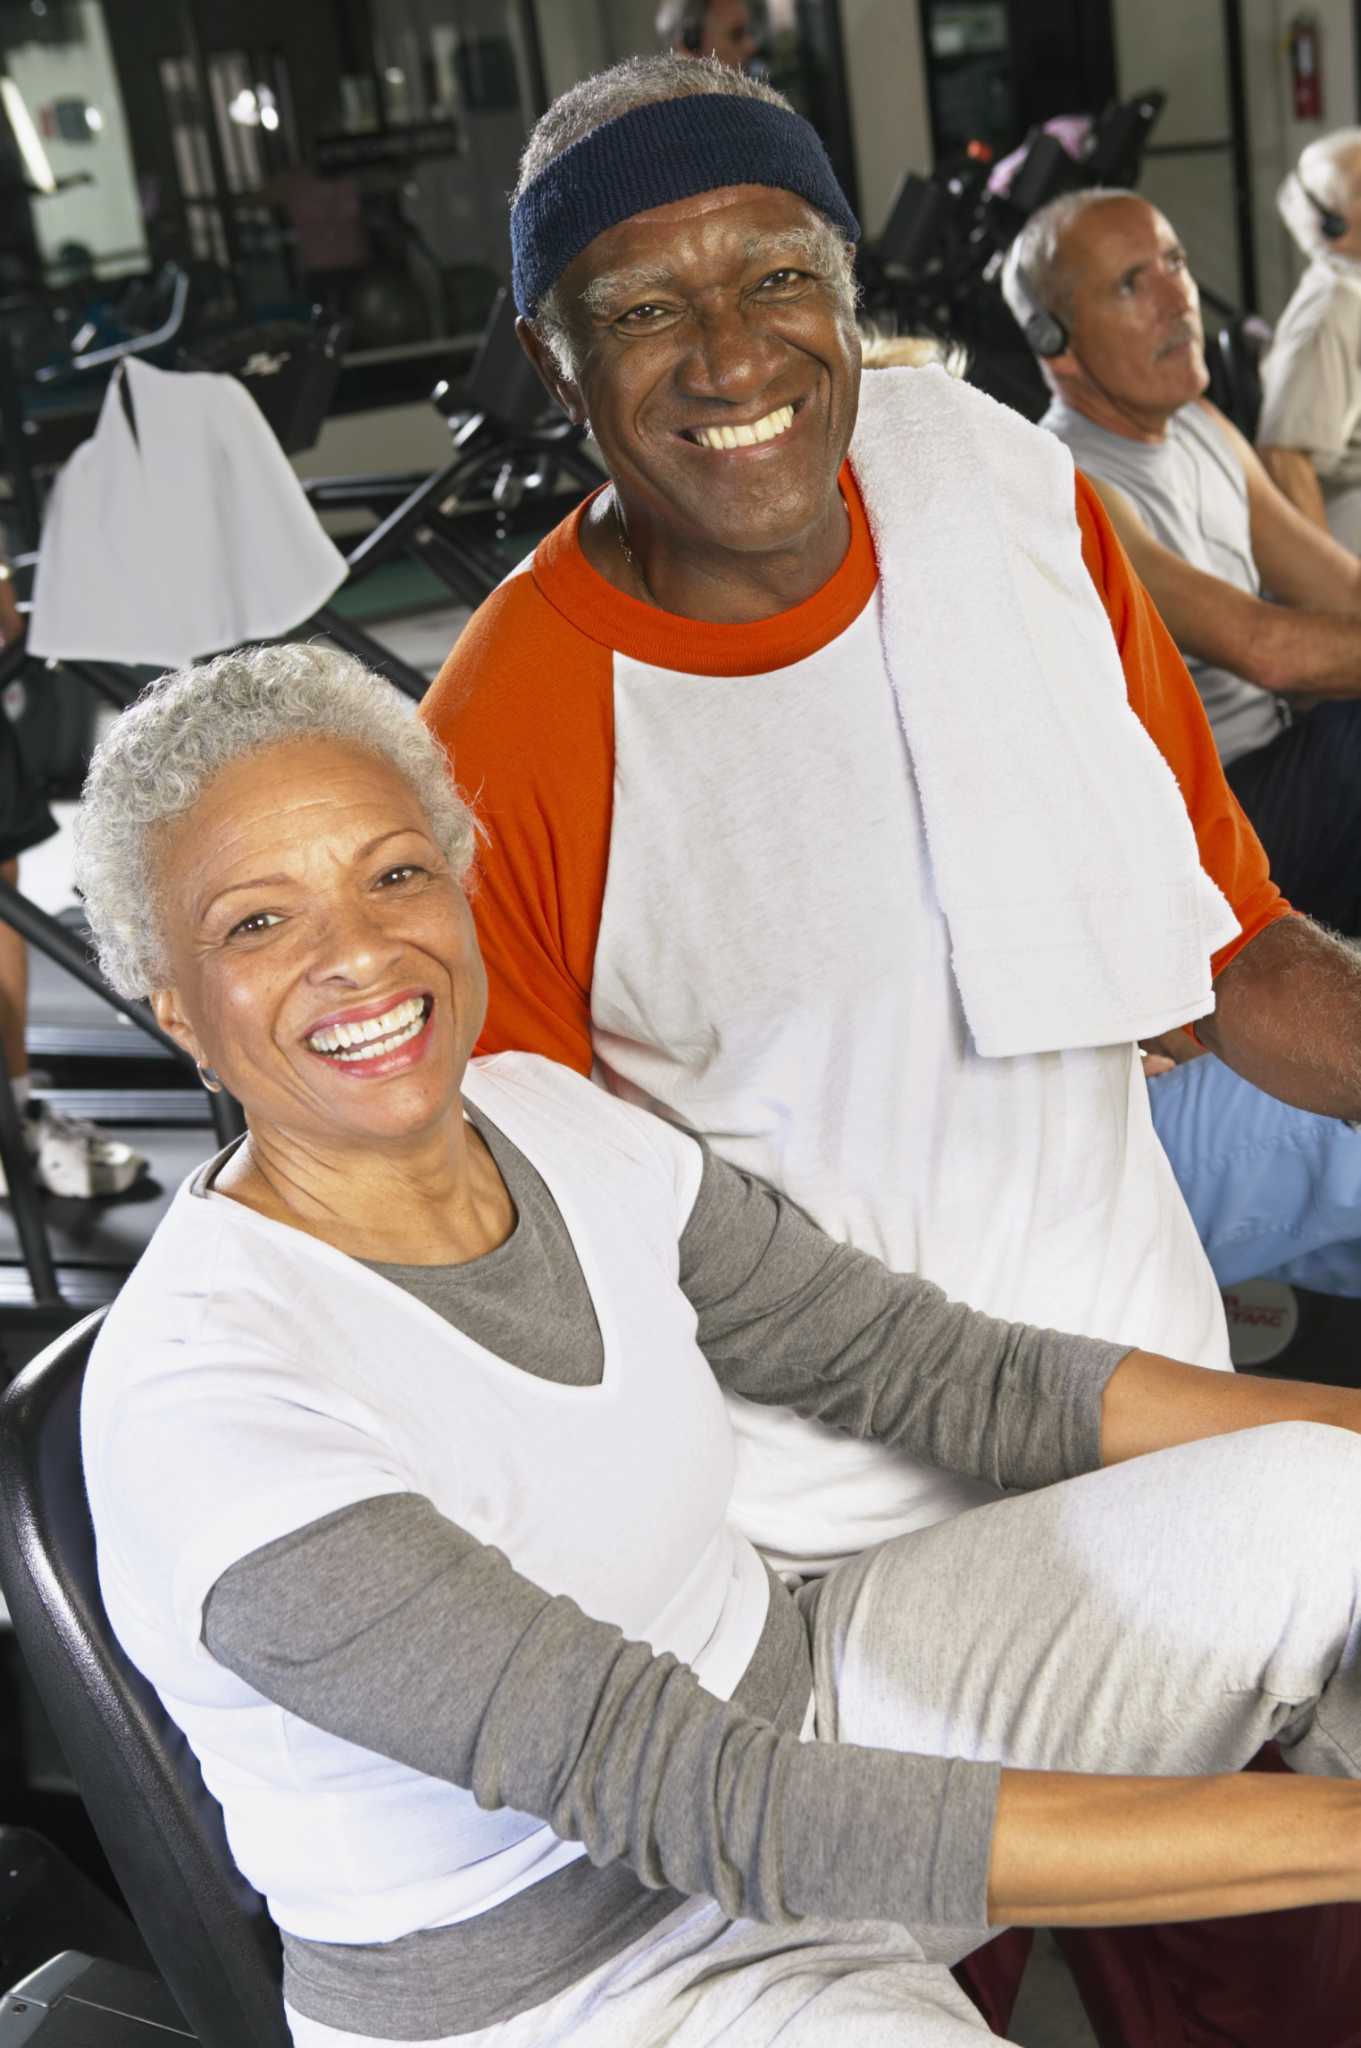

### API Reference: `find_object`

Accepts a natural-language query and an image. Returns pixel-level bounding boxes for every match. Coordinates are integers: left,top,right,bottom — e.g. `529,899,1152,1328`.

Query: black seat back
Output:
462,286,550,433
0,1312,291,2048
1216,314,1273,442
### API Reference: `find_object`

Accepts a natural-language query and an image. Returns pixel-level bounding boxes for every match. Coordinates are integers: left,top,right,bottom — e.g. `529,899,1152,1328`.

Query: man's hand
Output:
1199,913,1361,1120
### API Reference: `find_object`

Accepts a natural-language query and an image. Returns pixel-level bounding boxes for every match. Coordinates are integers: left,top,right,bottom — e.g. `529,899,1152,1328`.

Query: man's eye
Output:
615,302,672,329
227,910,283,939
756,268,806,292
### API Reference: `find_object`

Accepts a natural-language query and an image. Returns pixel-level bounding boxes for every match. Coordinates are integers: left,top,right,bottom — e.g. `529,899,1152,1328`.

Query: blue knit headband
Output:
511,93,860,318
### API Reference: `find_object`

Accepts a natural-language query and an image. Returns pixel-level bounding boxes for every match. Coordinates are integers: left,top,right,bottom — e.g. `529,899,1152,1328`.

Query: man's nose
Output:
680,299,784,399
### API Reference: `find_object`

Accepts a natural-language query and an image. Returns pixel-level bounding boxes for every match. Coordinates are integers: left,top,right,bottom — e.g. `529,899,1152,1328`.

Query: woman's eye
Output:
375,864,424,888
227,910,283,939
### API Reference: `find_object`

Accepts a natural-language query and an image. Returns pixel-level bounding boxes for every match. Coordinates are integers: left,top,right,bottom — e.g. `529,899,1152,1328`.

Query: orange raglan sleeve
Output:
1073,470,1291,977
420,569,614,1075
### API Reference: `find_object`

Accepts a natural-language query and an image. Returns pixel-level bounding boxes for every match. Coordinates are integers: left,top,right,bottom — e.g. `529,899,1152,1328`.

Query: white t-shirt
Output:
587,589,1230,1569
81,1054,770,1944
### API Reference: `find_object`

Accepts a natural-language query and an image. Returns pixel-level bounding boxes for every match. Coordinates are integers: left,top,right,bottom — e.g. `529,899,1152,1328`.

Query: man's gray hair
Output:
1000,187,1133,344
516,55,856,378
1278,131,1361,257
74,642,478,1000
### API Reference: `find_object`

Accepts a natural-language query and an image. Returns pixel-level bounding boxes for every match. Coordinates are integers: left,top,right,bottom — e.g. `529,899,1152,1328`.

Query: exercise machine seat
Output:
0,1312,291,2048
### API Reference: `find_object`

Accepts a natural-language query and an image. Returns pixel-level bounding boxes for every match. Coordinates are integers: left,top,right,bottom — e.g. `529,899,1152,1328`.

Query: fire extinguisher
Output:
1290,13,1324,122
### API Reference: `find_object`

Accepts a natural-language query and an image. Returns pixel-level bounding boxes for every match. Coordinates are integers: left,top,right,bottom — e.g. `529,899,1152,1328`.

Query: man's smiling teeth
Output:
307,996,426,1061
691,404,795,451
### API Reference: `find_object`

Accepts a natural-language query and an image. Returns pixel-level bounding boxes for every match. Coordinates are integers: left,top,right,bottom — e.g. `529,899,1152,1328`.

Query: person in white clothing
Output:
1260,130,1361,545
73,641,1361,2048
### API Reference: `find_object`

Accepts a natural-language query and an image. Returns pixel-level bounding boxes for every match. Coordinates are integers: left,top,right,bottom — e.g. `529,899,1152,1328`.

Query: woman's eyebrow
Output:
195,873,292,923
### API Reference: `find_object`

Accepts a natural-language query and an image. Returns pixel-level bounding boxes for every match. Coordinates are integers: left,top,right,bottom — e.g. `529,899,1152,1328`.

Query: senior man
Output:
1259,130,1361,546
424,57,1361,2047
1004,187,1361,937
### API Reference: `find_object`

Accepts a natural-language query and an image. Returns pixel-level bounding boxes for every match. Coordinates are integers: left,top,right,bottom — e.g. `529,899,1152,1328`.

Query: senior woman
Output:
78,642,1361,2048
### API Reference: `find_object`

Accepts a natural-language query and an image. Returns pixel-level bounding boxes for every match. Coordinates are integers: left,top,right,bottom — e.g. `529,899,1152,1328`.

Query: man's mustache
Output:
1155,322,1202,358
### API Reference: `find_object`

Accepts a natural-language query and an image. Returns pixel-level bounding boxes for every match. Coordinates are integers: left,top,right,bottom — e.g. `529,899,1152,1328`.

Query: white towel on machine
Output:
29,357,346,668
850,365,1240,1058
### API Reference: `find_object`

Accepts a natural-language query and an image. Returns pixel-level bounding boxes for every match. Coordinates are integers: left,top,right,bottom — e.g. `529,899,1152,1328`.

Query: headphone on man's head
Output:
1004,246,1069,358
1300,175,1348,240
678,0,706,51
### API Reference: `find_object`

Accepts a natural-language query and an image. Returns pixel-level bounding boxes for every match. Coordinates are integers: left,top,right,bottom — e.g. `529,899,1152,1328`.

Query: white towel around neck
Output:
849,365,1240,1059
29,357,346,668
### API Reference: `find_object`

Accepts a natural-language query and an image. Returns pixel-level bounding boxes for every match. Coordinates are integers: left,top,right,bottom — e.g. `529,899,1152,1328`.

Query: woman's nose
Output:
308,898,403,984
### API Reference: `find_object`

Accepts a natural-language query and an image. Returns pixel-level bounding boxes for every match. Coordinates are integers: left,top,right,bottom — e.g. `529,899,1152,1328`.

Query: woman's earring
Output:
196,1060,223,1095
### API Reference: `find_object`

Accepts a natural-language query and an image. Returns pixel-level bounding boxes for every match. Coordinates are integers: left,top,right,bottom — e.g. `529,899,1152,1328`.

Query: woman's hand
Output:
988,1768,1361,1925
1099,1348,1361,1469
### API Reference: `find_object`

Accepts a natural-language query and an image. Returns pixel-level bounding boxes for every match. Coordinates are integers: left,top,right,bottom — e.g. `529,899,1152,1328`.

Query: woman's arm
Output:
204,1491,999,1934
990,1768,1361,1924
205,1492,1361,1934
680,1146,1361,1480
679,1146,1128,1491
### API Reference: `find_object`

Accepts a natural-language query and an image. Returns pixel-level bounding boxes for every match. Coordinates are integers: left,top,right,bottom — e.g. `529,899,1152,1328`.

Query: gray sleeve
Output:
203,1492,999,1934
679,1146,1130,1490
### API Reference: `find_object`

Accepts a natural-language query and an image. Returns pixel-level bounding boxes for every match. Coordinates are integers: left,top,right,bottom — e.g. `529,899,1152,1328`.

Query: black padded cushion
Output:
0,1312,291,2048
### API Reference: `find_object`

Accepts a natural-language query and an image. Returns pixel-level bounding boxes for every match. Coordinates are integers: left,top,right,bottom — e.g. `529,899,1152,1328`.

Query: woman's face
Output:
151,736,486,1156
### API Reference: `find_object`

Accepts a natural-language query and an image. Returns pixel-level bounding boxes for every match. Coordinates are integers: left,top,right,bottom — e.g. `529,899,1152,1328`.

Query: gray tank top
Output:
1042,398,1287,765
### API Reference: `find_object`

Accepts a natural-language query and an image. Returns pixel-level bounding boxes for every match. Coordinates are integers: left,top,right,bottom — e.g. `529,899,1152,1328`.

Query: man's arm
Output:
1084,469,1361,696
1199,911,1361,1119
1259,445,1332,533
1208,400,1361,611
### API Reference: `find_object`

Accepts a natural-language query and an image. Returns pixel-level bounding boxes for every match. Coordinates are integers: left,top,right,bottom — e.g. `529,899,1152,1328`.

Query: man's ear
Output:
516,315,587,426
151,987,202,1066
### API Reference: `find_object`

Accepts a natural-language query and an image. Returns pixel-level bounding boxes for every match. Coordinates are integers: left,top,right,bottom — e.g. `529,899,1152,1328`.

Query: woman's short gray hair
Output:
518,55,857,378
75,642,478,1000
1279,132,1361,258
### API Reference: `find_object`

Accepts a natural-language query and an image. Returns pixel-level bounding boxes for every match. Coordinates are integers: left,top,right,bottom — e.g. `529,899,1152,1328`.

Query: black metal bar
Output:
1222,0,1257,311
0,880,187,1062
1142,139,1235,157
65,659,142,712
306,607,429,701
0,330,41,556
179,0,245,314
0,1038,62,1310
409,526,499,610
341,455,468,578
516,0,550,118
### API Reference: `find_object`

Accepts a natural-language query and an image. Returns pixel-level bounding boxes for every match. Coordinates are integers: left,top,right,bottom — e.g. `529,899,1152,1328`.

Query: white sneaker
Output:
0,1102,147,1199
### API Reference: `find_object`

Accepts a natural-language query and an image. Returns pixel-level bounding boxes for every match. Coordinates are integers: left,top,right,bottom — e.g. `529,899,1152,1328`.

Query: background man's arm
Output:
1259,444,1332,533
1084,470,1361,697
1207,400,1361,610
1200,914,1361,1120
1076,478,1361,1118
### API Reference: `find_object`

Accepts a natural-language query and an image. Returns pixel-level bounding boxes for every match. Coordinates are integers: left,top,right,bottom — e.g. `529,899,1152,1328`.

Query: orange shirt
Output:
423,468,1288,1074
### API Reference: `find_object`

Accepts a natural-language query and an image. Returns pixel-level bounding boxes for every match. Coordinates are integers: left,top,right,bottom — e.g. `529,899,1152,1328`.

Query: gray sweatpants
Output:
287,1421,1361,2048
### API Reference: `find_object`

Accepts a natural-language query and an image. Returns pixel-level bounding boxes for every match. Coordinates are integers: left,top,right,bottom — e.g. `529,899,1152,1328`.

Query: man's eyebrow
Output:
740,226,828,267
581,266,677,317
579,226,836,319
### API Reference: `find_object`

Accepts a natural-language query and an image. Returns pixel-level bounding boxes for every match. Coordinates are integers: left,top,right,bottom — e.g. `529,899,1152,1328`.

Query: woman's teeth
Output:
691,403,795,451
307,996,426,1061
